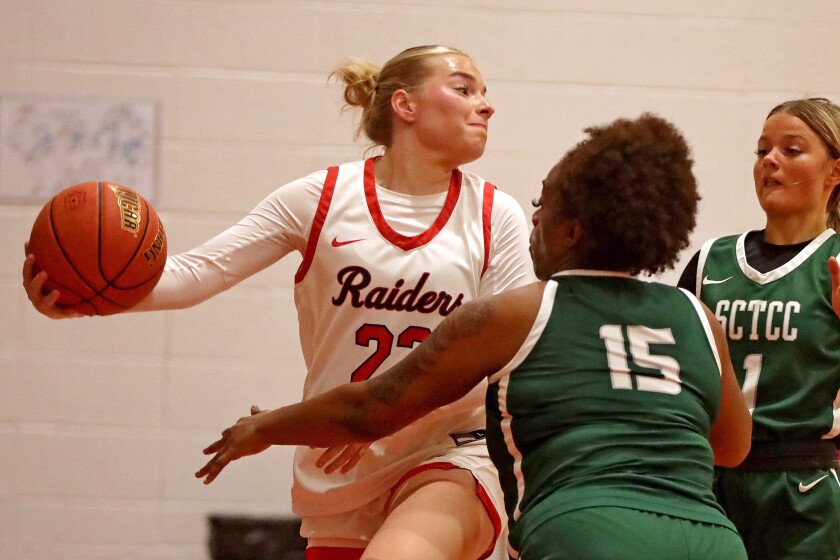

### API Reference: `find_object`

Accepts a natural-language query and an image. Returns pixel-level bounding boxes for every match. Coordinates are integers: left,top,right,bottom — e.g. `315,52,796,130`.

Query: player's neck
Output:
374,149,457,196
763,212,826,245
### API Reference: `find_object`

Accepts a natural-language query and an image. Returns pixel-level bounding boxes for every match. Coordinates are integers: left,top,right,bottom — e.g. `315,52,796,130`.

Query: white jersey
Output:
141,157,535,517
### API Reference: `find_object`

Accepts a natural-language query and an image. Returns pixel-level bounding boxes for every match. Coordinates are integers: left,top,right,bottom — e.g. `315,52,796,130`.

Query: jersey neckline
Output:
363,157,462,250
736,228,836,284
551,269,634,279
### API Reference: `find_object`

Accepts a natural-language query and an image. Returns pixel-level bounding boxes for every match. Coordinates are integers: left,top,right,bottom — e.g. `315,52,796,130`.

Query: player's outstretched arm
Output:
196,283,543,484
705,303,752,467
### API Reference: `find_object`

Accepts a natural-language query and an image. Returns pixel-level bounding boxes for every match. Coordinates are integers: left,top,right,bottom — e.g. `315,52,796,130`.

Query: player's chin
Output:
459,141,487,165
756,191,798,215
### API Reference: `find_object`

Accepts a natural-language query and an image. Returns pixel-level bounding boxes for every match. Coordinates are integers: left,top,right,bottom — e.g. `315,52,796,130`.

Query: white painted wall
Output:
1,1,838,558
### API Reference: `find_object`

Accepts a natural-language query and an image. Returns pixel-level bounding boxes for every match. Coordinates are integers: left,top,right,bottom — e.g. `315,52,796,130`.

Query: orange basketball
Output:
28,181,167,316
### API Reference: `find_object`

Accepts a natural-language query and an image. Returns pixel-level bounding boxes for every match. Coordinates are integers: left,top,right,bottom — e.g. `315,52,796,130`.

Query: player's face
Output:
409,54,495,166
753,113,838,219
530,166,575,280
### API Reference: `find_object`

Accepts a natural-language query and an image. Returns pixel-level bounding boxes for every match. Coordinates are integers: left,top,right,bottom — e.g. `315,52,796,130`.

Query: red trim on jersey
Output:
305,547,364,560
390,461,503,560
295,166,340,284
473,479,503,560
390,460,458,492
481,182,496,278
363,157,462,251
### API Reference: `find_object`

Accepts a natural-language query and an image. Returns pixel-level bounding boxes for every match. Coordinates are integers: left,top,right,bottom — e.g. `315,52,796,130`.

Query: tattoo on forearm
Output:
367,299,496,406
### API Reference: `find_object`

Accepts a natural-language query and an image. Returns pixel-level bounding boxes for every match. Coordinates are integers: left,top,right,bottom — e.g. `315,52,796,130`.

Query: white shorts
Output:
301,443,505,559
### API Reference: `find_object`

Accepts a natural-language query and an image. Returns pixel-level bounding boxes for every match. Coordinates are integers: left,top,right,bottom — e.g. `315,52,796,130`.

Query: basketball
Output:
27,181,167,316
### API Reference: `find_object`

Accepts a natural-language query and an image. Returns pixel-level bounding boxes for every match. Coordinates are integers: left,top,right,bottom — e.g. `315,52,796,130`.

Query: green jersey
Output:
486,272,736,556
697,230,840,443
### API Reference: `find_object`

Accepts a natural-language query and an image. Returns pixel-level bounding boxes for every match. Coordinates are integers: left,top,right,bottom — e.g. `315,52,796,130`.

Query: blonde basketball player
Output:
22,45,536,560
677,97,840,560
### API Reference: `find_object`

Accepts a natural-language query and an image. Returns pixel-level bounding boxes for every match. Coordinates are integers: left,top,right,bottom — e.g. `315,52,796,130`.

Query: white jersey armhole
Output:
488,280,557,384
677,287,722,375
480,190,537,297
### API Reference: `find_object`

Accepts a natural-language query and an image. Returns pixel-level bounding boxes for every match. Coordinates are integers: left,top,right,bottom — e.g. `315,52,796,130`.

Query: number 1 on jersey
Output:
741,353,762,414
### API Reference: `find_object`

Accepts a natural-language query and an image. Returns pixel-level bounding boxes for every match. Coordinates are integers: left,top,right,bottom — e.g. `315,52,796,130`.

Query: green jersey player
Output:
679,97,840,560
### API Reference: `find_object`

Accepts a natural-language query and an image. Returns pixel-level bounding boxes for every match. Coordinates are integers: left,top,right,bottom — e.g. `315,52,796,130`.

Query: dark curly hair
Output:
548,113,699,276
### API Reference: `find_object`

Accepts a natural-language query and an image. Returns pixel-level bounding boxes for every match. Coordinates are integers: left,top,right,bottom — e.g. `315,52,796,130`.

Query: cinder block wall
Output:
1,1,838,558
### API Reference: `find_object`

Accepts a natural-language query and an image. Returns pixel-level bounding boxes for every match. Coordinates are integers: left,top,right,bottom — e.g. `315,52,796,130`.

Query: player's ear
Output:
828,157,840,188
560,218,583,250
391,89,416,124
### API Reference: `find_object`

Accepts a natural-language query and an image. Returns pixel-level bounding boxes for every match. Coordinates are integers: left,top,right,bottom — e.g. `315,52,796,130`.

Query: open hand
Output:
195,405,270,484
314,443,371,475
22,243,83,319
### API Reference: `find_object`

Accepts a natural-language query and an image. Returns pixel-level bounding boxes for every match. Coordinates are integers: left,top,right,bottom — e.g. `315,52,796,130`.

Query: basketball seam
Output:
48,192,100,301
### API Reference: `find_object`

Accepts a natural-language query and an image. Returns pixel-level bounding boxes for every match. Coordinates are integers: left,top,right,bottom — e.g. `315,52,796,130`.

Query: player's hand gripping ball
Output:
27,181,167,316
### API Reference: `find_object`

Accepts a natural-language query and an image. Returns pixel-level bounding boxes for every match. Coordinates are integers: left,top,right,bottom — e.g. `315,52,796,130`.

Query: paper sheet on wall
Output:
0,96,158,205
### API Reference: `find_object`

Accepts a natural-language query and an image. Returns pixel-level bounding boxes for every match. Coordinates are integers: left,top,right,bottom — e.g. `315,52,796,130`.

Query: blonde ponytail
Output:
330,45,468,148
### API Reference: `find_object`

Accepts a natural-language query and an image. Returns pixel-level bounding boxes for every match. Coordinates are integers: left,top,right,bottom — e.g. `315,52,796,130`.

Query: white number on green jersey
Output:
741,353,762,414
599,324,681,394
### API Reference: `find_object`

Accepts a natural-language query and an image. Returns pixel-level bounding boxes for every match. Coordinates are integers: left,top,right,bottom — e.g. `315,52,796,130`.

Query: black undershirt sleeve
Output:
676,231,813,294
676,251,700,294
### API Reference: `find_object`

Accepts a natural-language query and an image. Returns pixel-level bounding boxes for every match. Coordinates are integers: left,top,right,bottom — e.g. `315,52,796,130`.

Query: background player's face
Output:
753,113,838,219
407,54,494,166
